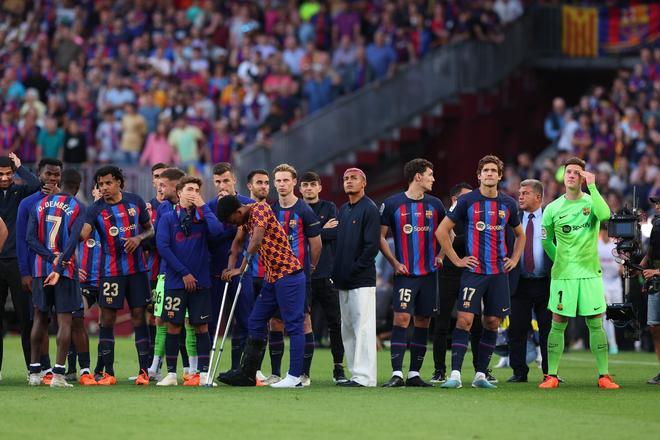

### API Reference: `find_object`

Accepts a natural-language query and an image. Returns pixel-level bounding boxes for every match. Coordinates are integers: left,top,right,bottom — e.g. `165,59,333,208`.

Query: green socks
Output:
185,324,197,356
586,317,609,375
547,320,567,375
154,325,167,357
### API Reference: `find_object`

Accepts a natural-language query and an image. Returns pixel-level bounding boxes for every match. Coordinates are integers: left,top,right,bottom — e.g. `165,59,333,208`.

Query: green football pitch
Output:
0,336,657,440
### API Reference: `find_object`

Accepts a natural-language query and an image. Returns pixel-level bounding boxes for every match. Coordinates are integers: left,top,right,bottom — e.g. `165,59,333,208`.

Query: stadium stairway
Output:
317,69,548,205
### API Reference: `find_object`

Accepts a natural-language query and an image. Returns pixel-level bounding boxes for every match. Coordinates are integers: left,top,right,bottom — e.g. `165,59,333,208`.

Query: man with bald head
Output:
333,168,380,387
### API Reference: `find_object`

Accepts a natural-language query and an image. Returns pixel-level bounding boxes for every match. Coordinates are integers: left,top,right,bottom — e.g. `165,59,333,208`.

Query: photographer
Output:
641,196,660,385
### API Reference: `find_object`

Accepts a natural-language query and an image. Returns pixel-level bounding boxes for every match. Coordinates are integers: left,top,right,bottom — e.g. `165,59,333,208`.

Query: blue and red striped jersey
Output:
78,228,102,287
272,199,321,276
146,197,161,280
84,192,151,277
380,193,446,276
446,189,520,275
29,194,85,279
250,252,266,278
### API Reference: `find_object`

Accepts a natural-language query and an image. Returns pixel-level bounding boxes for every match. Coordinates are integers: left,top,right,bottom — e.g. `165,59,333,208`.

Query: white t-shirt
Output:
598,238,623,303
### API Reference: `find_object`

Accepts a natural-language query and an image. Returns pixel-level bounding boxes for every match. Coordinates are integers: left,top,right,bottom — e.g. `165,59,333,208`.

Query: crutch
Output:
206,259,251,386
206,281,230,386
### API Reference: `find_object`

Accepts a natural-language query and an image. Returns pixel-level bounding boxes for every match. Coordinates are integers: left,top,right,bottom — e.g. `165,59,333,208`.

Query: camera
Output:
606,191,644,339
608,206,643,259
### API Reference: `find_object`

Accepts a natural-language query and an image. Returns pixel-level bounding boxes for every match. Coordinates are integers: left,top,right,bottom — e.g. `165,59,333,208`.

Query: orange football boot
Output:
96,372,117,386
598,375,620,389
79,373,97,386
183,373,200,386
135,369,150,386
539,375,559,389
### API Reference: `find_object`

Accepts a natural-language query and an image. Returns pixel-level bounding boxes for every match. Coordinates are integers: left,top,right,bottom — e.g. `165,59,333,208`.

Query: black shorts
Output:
458,272,511,317
392,272,437,316
163,288,211,325
32,276,82,314
80,284,99,307
99,272,150,310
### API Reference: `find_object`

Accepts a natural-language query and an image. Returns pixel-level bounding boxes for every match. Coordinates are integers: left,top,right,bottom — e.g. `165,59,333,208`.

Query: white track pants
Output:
338,287,377,387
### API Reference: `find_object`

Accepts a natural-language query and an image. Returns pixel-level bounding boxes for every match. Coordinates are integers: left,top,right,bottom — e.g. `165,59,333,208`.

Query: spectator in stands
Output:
366,31,397,80
140,121,178,167
494,0,524,25
168,116,204,171
63,118,87,166
36,116,65,162
120,102,148,164
544,97,566,146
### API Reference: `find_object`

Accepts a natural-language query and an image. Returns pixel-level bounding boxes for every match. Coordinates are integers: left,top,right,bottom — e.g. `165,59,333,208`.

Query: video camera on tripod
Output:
606,188,643,339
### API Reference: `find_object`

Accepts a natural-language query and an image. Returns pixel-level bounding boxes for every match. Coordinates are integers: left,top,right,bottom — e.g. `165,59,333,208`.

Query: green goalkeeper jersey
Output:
541,183,611,280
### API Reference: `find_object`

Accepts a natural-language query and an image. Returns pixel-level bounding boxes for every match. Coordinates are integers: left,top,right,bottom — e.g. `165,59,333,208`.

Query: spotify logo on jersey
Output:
109,226,119,237
476,221,486,232
562,225,572,233
403,224,413,234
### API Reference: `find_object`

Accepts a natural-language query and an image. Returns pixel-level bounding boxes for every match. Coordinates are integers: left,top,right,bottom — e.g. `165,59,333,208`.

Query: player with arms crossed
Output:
380,158,446,387
437,155,525,389
81,166,154,385
539,157,619,389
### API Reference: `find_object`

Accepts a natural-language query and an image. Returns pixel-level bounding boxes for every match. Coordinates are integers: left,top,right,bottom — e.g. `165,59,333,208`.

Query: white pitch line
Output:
562,356,658,366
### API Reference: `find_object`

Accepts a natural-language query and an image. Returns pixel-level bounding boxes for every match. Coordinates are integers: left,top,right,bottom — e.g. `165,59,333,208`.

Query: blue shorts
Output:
458,272,511,317
99,272,150,309
163,288,211,325
393,272,437,316
649,291,660,326
32,276,82,314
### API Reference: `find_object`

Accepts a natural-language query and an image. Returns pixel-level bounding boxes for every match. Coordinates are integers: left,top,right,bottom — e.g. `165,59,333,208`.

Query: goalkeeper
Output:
540,157,619,389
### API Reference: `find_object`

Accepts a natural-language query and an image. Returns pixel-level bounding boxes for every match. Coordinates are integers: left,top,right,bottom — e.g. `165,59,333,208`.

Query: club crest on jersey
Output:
128,207,137,217
86,238,96,248
425,210,433,218
583,207,591,216
498,210,506,218
109,226,119,237
476,221,486,232
403,224,413,234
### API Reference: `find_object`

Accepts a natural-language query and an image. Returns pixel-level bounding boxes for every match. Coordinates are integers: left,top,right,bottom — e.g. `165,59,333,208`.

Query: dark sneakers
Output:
337,380,365,387
381,375,405,388
218,369,256,387
405,376,433,387
485,369,498,384
333,365,349,384
430,370,446,384
506,374,528,383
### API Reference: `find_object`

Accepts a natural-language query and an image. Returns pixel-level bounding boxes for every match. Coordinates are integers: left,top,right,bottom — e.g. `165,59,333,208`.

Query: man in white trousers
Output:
332,168,380,387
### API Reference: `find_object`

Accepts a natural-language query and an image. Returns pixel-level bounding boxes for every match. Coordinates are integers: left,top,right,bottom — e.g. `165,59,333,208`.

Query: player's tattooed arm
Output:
122,222,154,253
503,223,525,272
379,225,409,275
80,223,93,241
436,216,478,270
224,226,247,280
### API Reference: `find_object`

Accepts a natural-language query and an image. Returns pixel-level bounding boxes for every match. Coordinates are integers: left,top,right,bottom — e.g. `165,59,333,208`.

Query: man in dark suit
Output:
507,179,552,383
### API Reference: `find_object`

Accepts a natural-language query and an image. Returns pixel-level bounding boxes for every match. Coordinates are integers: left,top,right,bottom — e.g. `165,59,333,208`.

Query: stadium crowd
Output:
0,0,522,170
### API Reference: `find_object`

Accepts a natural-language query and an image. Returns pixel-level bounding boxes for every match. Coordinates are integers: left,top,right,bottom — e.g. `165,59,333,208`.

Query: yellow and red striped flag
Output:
562,6,599,58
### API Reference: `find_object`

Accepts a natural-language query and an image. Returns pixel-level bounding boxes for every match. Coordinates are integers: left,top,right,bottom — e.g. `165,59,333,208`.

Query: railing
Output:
235,15,531,184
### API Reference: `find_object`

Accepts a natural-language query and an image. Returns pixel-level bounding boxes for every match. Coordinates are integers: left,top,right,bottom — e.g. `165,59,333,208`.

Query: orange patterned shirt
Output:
246,201,302,283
